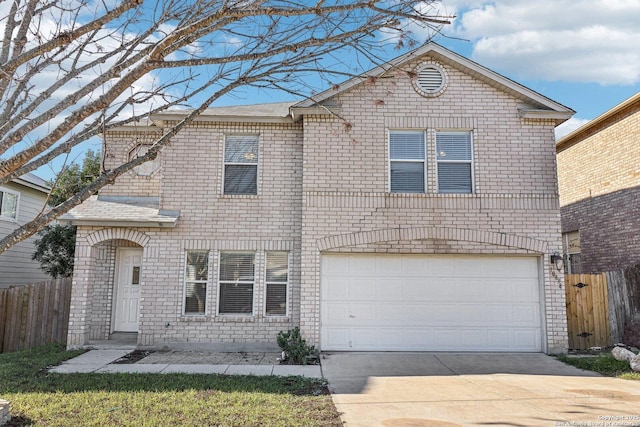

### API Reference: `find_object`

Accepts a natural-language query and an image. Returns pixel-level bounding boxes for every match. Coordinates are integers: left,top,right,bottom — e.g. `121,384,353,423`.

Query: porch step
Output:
87,332,137,350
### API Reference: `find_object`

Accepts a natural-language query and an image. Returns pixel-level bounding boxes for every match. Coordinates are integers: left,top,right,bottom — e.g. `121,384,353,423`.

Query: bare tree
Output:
0,0,450,254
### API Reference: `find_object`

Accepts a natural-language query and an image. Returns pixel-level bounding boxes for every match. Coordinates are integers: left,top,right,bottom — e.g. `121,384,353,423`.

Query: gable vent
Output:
412,62,447,97
417,67,443,92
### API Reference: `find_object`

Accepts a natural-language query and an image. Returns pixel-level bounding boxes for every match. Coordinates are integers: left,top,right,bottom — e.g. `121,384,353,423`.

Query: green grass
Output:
557,353,640,380
0,343,341,426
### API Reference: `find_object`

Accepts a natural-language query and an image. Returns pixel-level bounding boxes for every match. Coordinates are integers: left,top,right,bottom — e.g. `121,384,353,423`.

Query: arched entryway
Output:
67,228,149,348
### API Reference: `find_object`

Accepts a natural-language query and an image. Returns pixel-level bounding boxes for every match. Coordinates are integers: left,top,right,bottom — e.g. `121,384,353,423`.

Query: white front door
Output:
114,248,143,332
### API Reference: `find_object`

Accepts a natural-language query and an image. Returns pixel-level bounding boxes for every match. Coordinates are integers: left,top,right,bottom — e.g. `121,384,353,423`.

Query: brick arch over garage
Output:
316,226,548,253
86,228,150,247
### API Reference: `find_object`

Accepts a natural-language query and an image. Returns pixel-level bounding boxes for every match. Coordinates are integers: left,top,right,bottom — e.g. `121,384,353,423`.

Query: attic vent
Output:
412,62,447,97
418,67,443,91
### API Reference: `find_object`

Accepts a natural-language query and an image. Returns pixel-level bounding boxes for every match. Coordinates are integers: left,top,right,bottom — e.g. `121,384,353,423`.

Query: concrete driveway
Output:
321,352,640,426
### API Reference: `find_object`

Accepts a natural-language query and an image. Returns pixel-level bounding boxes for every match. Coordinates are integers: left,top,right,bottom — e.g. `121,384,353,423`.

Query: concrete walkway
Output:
49,349,322,378
322,352,640,427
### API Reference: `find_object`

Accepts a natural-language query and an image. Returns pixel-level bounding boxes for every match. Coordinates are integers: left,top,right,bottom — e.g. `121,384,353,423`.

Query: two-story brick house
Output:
63,43,574,353
557,92,640,274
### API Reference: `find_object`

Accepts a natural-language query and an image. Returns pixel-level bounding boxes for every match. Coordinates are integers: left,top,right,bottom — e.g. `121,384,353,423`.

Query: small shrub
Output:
277,327,319,365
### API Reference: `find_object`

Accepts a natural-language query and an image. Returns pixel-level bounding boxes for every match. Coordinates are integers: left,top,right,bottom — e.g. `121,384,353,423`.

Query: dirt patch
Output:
112,350,155,364
5,415,32,427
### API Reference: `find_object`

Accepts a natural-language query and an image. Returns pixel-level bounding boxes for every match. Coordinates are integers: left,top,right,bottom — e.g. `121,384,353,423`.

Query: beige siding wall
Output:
0,182,50,287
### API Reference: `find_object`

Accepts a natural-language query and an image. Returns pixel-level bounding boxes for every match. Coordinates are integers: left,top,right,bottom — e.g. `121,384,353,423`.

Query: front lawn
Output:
0,344,341,426
557,353,640,380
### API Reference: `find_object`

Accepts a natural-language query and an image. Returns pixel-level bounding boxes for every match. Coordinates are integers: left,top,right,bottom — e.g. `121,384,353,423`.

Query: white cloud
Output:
439,0,640,84
225,36,244,50
555,117,590,140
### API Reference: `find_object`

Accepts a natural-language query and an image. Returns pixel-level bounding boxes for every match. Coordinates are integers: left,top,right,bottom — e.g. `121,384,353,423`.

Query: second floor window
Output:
224,135,258,195
436,131,473,194
389,130,425,193
0,189,18,219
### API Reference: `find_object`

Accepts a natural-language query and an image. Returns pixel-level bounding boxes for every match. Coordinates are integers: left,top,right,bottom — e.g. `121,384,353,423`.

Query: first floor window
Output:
265,252,289,316
184,250,209,315
562,231,582,274
389,130,425,193
219,252,255,314
224,135,258,195
436,131,473,193
0,189,18,219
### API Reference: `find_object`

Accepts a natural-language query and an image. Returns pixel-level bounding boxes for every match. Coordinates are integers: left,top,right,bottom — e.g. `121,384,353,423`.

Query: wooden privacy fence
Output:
606,265,640,345
0,278,72,353
565,273,610,350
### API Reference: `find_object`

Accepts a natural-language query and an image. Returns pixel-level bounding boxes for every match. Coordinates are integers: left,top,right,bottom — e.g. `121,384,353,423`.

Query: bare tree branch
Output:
0,0,451,254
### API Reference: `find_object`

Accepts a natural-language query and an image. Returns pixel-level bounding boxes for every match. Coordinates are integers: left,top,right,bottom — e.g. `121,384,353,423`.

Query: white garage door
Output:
321,254,543,352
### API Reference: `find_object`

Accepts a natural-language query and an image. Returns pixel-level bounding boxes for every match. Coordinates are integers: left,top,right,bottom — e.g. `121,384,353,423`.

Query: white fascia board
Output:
517,108,575,124
151,114,294,126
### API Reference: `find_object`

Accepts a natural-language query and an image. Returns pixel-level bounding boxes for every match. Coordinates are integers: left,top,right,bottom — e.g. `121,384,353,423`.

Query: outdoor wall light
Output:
550,252,564,271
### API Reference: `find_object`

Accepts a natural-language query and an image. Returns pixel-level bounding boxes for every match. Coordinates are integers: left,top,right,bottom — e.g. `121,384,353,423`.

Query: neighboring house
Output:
0,173,51,287
62,43,574,353
557,92,640,274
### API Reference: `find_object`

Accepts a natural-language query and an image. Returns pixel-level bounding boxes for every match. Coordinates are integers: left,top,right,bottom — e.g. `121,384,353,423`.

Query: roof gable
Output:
141,43,573,126
292,42,574,125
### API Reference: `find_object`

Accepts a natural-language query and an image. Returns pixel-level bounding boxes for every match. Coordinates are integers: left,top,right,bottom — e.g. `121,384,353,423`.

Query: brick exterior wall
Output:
99,130,163,197
557,98,640,273
299,56,566,353
67,52,568,353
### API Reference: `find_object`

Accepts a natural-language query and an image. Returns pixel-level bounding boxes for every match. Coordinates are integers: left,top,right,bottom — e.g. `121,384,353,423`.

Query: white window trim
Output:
217,251,256,316
222,134,260,196
182,250,210,316
264,251,290,317
387,129,427,193
0,186,20,221
435,130,475,194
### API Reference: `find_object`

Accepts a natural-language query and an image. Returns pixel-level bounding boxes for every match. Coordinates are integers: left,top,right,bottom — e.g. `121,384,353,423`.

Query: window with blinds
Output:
219,252,255,315
389,130,425,193
265,252,288,316
0,189,18,219
436,131,473,194
184,250,209,315
224,135,258,195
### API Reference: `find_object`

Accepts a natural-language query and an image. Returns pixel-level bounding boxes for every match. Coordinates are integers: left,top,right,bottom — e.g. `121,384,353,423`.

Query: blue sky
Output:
432,0,640,139
22,0,640,180
211,0,640,140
